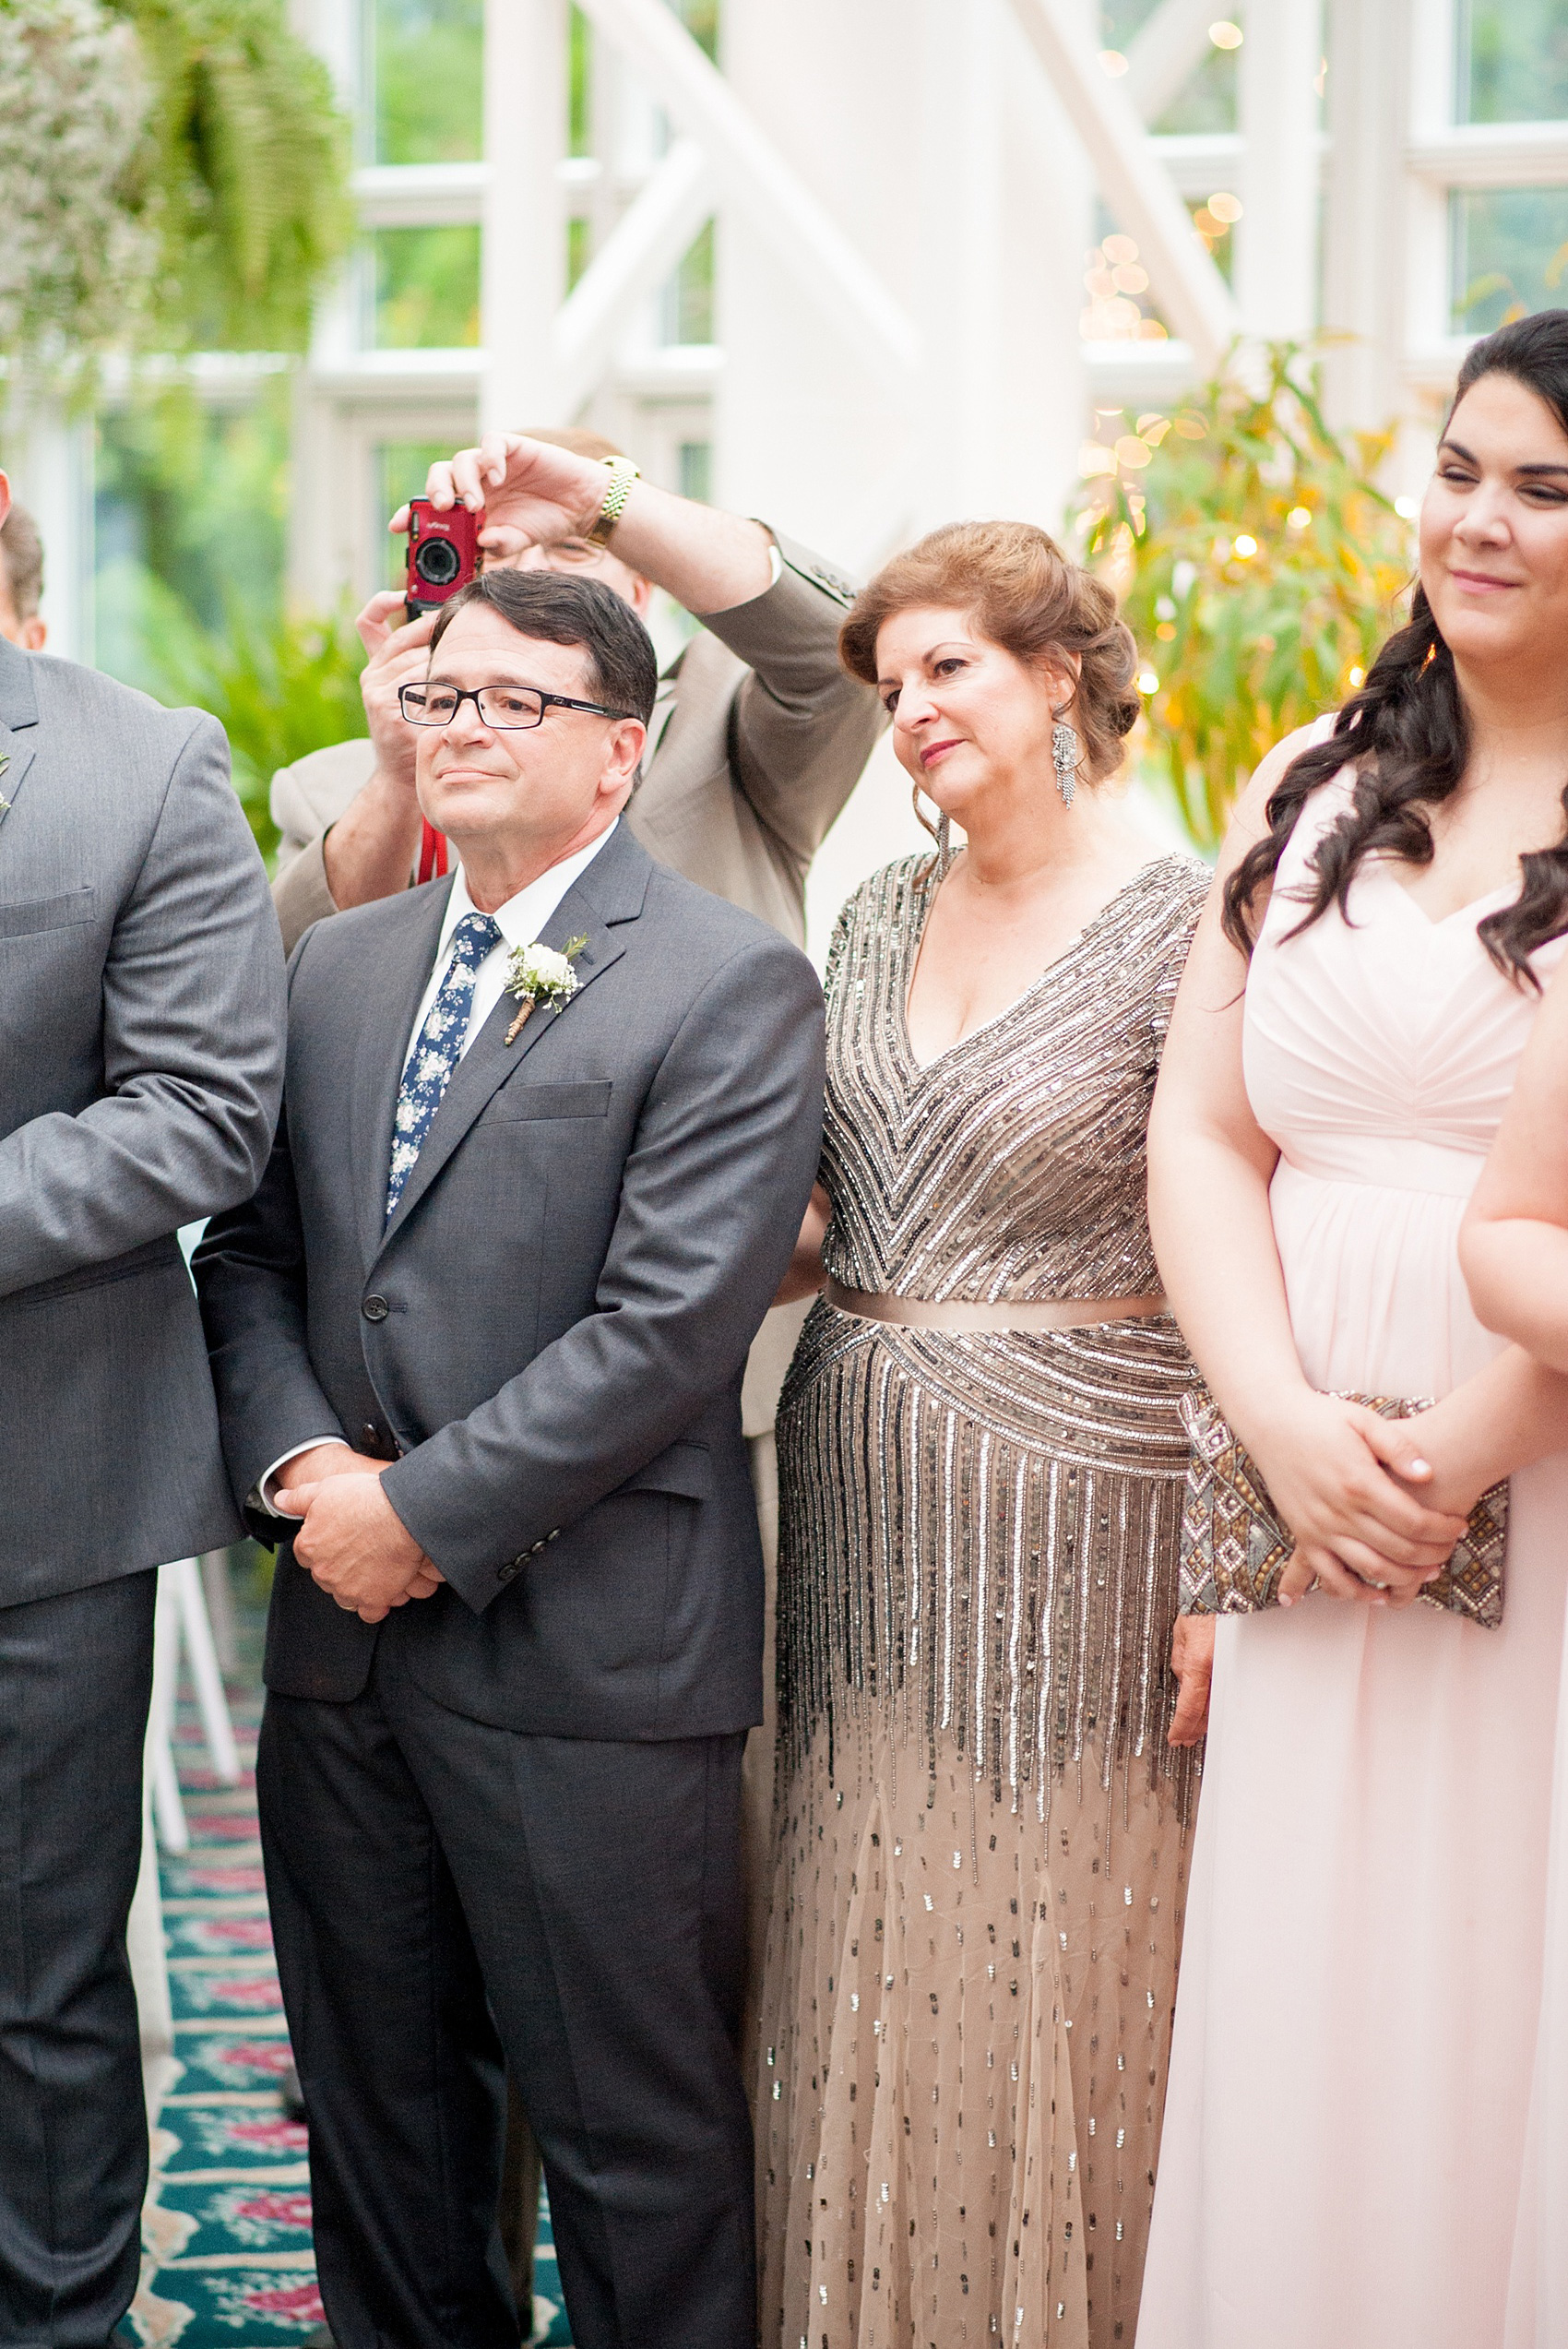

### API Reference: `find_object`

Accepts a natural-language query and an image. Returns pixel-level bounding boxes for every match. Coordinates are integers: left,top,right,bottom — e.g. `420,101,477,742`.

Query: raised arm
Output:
378,933,825,1611
1148,733,1467,1606
0,715,283,1298
430,438,883,864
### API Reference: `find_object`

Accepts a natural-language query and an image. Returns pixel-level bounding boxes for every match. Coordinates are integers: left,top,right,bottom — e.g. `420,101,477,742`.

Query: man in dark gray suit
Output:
196,567,823,2349
0,461,284,2343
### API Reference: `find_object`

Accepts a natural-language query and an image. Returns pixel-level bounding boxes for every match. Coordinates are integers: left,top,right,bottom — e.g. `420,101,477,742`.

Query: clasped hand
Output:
1256,1392,1471,1609
1167,1393,1474,1748
273,1446,444,1624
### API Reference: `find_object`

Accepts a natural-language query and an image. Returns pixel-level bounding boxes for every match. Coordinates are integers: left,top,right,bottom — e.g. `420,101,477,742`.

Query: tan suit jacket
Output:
267,531,881,1431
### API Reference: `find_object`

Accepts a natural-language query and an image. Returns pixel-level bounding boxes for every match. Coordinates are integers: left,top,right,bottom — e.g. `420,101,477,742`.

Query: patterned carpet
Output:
129,1569,572,2347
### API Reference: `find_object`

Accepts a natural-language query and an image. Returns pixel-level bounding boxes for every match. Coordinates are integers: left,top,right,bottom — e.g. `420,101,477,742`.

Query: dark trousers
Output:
256,1626,755,2349
0,1570,156,2348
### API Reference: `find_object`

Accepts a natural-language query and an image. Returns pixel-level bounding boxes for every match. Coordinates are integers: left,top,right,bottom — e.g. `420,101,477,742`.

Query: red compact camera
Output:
405,497,484,615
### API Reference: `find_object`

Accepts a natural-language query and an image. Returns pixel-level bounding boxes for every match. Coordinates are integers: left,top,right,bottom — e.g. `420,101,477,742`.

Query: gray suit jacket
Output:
0,638,285,1602
267,534,878,959
268,532,876,1437
195,824,824,1738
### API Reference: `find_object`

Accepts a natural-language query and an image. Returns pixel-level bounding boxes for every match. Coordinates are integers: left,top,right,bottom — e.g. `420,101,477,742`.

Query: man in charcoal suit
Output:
0,458,284,2343
196,567,824,2349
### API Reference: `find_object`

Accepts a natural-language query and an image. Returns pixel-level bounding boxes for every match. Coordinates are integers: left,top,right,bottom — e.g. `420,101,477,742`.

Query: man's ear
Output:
629,574,654,617
603,716,646,802
0,471,11,535
21,617,45,652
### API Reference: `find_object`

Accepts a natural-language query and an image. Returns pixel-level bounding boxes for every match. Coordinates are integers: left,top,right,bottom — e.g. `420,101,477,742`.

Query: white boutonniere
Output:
504,934,588,1044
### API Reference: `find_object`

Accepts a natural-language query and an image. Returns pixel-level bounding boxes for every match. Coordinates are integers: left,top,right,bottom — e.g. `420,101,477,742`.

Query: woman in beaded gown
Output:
754,521,1208,2349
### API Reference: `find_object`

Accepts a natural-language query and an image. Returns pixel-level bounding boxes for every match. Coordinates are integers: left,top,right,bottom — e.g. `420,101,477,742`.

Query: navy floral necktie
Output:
386,910,502,1222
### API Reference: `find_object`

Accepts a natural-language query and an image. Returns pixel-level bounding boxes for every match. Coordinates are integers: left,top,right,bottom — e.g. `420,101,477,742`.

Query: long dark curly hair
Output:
1223,309,1568,987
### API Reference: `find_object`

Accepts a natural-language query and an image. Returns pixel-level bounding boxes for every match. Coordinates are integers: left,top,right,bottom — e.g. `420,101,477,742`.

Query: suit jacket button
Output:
362,1424,380,1448
362,1295,389,1323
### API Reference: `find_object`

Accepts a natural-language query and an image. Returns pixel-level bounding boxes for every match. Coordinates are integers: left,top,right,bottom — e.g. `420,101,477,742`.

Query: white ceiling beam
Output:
1125,0,1223,125
1006,0,1241,375
1409,120,1568,189
353,162,490,228
552,138,715,414
572,0,920,400
1150,130,1243,197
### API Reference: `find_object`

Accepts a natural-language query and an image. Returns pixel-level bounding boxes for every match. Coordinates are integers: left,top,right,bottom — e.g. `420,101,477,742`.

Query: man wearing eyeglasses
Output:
196,566,824,2349
268,435,877,2298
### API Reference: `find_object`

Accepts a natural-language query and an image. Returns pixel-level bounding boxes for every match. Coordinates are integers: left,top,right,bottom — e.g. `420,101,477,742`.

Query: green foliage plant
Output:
104,0,354,352
136,585,368,860
1073,342,1414,850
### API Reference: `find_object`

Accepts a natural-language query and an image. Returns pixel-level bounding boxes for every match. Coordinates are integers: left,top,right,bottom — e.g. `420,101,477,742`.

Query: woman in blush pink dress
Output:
1136,312,1568,2349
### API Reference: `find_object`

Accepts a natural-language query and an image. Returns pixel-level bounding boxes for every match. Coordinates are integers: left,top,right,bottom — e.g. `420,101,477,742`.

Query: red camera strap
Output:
417,819,449,885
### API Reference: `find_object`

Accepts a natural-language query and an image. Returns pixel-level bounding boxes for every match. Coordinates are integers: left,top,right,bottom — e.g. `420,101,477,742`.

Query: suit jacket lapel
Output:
374,826,651,1253
0,644,42,851
349,878,454,1269
0,731,38,841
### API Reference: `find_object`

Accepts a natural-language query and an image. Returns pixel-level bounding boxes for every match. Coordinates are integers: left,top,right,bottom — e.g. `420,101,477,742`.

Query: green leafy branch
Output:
1074,341,1415,850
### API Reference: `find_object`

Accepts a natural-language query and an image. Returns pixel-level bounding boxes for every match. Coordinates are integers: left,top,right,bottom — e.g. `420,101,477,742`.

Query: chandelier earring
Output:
1051,711,1080,809
910,780,953,874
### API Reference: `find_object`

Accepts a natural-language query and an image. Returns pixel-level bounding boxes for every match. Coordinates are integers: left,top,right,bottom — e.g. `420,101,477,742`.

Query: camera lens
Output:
413,537,462,587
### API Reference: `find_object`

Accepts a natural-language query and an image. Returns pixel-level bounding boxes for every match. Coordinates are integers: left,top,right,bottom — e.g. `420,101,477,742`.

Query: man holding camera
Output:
271,428,877,965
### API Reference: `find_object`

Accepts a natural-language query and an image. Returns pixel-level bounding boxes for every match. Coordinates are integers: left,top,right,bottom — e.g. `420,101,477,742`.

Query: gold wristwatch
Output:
586,455,640,547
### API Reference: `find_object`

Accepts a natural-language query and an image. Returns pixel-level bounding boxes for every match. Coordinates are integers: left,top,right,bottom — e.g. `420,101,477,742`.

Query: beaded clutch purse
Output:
1178,1391,1509,1628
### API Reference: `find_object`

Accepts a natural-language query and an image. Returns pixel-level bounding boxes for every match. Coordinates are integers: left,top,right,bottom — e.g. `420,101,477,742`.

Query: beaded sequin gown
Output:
755,851,1207,2349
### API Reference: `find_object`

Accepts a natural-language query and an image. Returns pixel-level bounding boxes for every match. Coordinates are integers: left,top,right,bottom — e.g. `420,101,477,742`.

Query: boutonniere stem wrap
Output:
504,934,587,1044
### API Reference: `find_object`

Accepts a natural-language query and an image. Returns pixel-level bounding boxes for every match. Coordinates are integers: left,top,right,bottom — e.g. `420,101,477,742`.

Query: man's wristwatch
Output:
586,455,640,547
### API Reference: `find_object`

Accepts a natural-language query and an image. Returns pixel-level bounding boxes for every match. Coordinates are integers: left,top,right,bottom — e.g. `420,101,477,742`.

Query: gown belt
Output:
823,1279,1169,1332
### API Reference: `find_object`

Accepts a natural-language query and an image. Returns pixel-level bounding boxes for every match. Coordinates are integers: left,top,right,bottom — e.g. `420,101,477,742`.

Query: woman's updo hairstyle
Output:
1224,307,1568,986
839,519,1142,784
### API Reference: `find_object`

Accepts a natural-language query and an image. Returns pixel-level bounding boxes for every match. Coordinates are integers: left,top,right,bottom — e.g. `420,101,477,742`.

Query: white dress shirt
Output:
259,821,618,1513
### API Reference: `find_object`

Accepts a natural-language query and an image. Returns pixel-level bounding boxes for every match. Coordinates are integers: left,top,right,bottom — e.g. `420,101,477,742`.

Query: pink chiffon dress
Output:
1136,761,1568,2349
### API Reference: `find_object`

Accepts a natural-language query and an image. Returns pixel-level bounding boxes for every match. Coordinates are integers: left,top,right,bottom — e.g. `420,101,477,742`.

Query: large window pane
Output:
371,226,481,348
660,220,715,346
1457,0,1568,126
366,0,482,164
95,380,290,692
1099,0,1239,132
1452,186,1568,333
375,440,456,586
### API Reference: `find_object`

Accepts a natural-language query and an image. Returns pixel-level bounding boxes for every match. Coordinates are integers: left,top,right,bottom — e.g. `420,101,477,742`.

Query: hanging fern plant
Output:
105,0,354,352
0,0,159,365
0,0,352,371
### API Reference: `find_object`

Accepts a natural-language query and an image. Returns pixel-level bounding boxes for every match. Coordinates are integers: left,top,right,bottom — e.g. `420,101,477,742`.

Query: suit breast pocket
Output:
482,1081,613,1124
0,886,96,940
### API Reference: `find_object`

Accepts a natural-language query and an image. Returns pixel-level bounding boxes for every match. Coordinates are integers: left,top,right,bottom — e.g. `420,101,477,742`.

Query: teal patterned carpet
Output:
129,1574,572,2348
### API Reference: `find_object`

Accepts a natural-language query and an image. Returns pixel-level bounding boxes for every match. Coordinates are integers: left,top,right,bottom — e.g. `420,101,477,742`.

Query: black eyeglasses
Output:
398,684,635,730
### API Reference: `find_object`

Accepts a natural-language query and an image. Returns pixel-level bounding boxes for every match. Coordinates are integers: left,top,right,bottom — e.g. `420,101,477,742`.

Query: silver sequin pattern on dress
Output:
777,851,1209,1820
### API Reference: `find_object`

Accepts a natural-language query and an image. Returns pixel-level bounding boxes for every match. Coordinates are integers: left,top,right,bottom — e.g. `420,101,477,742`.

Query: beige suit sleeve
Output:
267,737,381,955
271,831,340,958
696,532,885,871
